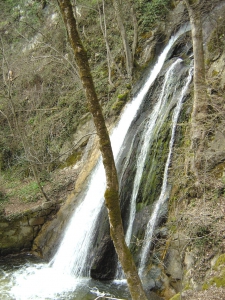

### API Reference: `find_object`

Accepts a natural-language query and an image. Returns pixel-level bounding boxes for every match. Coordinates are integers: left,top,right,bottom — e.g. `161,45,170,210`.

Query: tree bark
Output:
130,1,138,61
98,0,122,85
57,1,147,299
99,0,113,86
112,0,133,78
184,0,208,179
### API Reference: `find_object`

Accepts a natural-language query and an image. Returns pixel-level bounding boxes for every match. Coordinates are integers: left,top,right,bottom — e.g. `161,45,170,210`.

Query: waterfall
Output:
138,65,193,277
44,24,191,279
7,25,190,300
125,58,182,247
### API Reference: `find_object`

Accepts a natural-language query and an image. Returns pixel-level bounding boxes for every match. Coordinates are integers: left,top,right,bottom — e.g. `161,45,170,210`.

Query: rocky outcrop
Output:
0,201,60,255
90,234,117,280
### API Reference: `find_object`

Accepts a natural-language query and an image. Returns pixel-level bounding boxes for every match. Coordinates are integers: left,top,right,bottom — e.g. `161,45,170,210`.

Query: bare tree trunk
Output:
130,2,138,61
99,0,123,82
57,1,147,299
99,0,114,86
184,0,208,180
112,0,133,78
7,82,49,202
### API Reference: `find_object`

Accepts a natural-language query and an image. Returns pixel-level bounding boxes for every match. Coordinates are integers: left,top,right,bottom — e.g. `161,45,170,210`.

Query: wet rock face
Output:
0,201,60,256
90,235,117,280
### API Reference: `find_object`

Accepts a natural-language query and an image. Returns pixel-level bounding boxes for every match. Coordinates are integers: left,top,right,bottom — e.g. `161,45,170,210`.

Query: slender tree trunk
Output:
99,0,122,86
184,0,208,180
57,1,147,299
99,0,113,86
130,2,138,61
112,0,133,78
7,82,49,202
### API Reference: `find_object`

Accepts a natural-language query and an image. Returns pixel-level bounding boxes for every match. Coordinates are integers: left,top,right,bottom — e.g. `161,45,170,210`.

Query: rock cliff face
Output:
162,3,225,299
0,201,60,255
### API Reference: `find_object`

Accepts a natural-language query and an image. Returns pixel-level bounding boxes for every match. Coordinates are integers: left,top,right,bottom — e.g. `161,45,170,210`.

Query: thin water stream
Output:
139,65,193,276
125,58,183,247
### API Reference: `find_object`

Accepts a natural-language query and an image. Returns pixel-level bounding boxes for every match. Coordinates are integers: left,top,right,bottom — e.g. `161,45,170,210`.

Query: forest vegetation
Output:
0,0,173,211
1,0,225,299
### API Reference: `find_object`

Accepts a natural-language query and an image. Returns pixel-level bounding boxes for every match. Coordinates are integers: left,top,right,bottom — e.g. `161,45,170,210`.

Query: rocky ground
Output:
182,287,225,300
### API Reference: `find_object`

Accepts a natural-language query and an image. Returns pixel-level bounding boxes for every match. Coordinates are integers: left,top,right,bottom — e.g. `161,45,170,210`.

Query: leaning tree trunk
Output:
57,1,147,299
184,0,208,180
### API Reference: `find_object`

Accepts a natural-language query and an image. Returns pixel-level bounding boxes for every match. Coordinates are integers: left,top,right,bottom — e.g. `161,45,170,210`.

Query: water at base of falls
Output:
0,256,131,300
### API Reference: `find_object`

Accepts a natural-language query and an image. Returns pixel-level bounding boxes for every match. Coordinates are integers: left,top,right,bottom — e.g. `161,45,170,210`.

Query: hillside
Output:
0,1,225,299
0,0,173,214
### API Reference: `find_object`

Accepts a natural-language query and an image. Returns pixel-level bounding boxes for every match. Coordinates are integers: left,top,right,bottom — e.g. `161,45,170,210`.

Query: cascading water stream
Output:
116,58,183,279
138,65,193,277
125,58,182,248
49,25,190,280
1,25,190,300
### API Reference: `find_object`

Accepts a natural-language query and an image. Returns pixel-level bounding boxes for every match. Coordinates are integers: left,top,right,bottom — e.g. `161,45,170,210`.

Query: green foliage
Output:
194,225,214,249
137,0,172,31
112,100,125,114
12,181,41,203
111,91,130,115
0,190,8,203
117,92,129,101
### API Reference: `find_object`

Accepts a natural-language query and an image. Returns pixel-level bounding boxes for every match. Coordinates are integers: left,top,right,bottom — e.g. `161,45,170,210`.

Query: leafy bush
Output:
137,0,172,31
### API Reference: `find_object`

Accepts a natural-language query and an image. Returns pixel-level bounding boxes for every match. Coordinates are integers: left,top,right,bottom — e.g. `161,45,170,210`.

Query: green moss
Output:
111,91,130,115
213,162,225,179
137,115,172,208
104,188,118,203
184,283,191,290
202,282,210,290
212,70,219,77
60,151,81,169
169,293,181,300
169,224,177,233
203,269,225,290
210,274,225,288
214,254,225,270
117,91,129,101
136,203,145,212
112,100,126,114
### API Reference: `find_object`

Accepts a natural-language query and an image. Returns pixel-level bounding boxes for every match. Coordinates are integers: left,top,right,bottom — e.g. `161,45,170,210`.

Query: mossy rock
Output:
203,269,225,290
60,151,82,169
214,253,225,270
